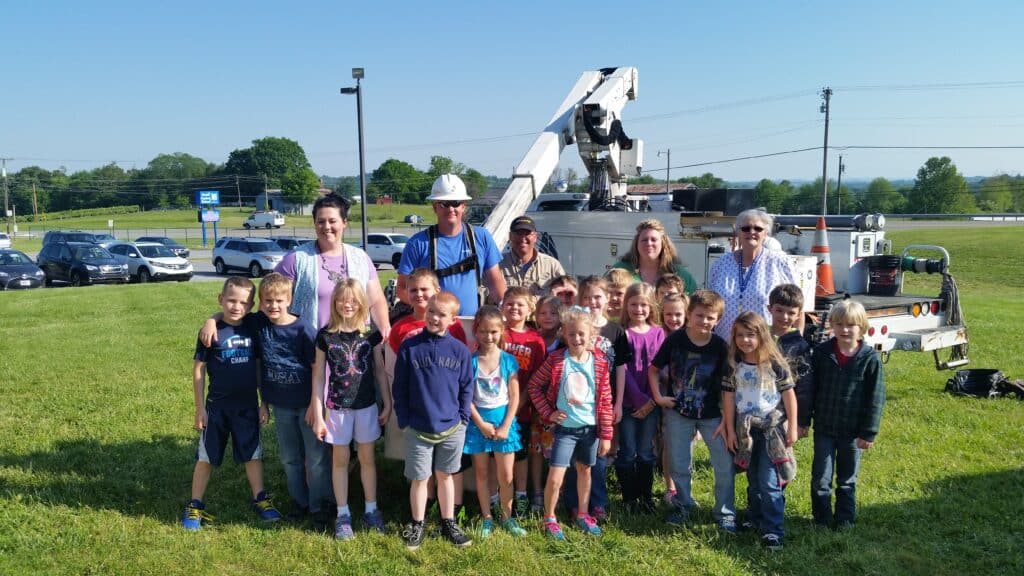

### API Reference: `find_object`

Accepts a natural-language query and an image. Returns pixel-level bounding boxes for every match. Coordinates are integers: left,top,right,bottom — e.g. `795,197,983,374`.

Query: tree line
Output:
5,140,1023,218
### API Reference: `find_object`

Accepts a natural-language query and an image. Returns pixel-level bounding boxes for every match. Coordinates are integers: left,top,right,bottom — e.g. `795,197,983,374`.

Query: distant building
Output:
254,184,332,215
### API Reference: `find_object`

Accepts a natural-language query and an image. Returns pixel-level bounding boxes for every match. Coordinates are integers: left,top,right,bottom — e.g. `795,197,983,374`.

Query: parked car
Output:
0,249,45,290
403,214,424,224
42,230,99,245
356,232,409,269
107,241,193,283
243,211,285,229
271,236,314,251
212,237,285,277
93,233,117,246
0,233,11,249
36,242,129,286
135,236,190,258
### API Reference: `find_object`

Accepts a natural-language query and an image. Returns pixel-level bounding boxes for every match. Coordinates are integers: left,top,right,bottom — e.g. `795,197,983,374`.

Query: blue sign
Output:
196,190,220,205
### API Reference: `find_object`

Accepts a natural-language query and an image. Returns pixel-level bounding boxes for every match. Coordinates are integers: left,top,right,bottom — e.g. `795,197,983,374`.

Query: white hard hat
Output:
427,174,472,202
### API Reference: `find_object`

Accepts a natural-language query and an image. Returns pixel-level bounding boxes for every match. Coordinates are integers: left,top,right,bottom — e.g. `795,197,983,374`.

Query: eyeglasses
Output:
740,225,765,233
436,201,464,209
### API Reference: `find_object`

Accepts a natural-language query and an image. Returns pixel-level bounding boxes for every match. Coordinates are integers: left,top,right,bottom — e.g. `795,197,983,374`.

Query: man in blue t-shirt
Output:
397,174,505,316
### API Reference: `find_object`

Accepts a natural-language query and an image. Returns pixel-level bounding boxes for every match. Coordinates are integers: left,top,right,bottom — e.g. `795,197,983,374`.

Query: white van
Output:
243,211,285,229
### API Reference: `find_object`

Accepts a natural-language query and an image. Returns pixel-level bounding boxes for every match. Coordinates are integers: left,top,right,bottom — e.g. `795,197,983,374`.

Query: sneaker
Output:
363,509,386,533
502,517,527,537
762,533,783,551
542,518,565,541
284,505,308,523
718,519,737,535
575,514,602,536
252,492,282,523
590,506,609,523
334,514,354,541
441,519,473,547
666,508,689,527
401,521,425,550
479,518,496,538
181,499,211,531
514,494,530,519
530,493,544,512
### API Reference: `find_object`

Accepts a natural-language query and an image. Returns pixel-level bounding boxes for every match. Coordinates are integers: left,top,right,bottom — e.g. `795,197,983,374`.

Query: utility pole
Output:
835,155,846,215
263,174,269,211
32,182,39,220
235,175,242,211
657,149,671,195
819,87,832,216
1,158,11,234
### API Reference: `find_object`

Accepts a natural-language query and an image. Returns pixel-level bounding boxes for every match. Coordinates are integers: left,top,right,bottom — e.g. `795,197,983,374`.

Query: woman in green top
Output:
612,219,698,293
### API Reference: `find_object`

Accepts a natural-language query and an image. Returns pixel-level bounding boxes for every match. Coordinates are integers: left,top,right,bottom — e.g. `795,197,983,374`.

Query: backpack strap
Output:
428,224,481,286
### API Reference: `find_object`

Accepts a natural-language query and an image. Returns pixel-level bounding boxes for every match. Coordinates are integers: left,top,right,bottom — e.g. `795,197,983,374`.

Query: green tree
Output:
9,166,56,218
462,168,488,200
135,152,217,209
976,175,1014,212
909,157,976,213
280,167,321,212
631,174,658,185
860,177,905,214
333,176,359,200
224,137,311,188
427,155,466,180
370,159,429,203
753,179,791,213
678,172,724,189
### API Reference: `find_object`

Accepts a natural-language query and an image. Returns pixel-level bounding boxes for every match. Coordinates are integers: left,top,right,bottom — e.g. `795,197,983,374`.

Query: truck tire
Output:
265,223,272,229
249,262,263,277
244,222,252,230
214,259,227,275
392,253,402,269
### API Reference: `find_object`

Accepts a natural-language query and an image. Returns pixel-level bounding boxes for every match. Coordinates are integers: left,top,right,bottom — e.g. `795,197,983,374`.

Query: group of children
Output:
185,266,886,553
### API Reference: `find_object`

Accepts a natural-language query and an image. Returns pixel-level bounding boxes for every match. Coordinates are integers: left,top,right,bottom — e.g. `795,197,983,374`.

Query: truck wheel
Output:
214,259,227,275
138,268,151,283
265,223,272,229
249,262,263,277
392,253,402,268
243,223,252,230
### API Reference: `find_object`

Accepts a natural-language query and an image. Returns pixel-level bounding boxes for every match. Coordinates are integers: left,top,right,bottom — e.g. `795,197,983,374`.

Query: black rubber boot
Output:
637,462,656,514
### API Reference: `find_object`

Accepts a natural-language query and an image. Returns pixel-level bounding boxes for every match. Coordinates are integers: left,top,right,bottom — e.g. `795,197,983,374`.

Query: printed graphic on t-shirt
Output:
221,334,254,364
326,339,372,409
476,369,503,404
506,342,536,372
670,349,715,418
592,334,615,366
565,370,590,406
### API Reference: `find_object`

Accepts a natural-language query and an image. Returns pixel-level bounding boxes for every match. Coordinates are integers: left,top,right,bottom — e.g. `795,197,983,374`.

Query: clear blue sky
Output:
4,0,1024,183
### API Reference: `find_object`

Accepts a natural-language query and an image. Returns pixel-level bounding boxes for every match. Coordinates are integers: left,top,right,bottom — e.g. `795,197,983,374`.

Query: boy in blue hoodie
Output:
393,291,475,550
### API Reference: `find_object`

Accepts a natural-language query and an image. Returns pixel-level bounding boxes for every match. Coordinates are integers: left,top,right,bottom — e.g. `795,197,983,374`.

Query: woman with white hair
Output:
707,209,797,339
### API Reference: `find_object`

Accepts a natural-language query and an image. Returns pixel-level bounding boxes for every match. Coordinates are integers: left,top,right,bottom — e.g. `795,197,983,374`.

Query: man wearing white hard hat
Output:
397,174,506,316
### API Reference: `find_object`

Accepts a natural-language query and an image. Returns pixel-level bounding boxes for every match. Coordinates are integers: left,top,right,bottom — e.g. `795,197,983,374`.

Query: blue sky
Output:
3,1,1024,183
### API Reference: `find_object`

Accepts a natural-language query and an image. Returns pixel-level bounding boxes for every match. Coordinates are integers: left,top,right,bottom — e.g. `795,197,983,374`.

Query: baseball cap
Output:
510,216,537,232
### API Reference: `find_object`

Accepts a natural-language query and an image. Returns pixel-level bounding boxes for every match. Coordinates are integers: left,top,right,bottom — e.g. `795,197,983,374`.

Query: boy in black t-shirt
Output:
182,277,281,531
648,290,736,533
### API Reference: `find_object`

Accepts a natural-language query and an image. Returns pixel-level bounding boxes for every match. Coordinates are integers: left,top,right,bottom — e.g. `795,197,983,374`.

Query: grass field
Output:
1,227,1022,575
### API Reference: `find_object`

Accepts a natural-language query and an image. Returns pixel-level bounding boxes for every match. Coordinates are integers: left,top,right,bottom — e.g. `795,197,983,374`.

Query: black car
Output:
271,236,314,251
42,230,100,245
135,236,190,258
0,249,46,290
36,242,129,286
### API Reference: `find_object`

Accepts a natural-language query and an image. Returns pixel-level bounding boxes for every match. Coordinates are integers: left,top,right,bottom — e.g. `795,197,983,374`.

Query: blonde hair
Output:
473,305,506,348
659,292,688,325
258,272,293,299
829,300,869,336
326,279,368,333
430,291,460,315
604,268,633,290
620,282,660,327
503,285,537,311
559,306,594,339
687,289,725,317
622,219,681,274
408,267,441,291
728,311,790,390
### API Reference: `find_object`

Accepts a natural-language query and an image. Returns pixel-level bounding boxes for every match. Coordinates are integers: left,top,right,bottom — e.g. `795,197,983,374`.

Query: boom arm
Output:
484,67,643,249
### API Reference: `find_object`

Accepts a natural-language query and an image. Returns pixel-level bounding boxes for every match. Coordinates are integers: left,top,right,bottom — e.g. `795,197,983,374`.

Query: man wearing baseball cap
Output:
396,174,506,316
499,215,566,296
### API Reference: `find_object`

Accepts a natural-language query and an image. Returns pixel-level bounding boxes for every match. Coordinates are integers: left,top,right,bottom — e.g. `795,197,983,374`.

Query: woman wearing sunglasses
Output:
706,208,797,339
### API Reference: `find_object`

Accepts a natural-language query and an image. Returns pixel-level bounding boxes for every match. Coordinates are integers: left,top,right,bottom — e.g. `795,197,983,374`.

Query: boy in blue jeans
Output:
807,300,886,530
183,276,281,530
648,290,736,533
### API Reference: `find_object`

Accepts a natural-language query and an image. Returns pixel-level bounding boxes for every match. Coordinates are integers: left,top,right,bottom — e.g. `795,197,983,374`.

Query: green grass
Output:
1,228,1022,575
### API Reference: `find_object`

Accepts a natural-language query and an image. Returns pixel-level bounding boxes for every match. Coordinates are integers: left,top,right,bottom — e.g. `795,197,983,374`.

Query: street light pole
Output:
341,67,368,251
819,87,832,216
836,155,846,215
657,149,670,195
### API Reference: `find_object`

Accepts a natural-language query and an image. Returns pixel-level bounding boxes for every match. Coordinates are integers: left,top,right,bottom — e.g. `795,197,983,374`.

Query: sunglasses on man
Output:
436,201,465,208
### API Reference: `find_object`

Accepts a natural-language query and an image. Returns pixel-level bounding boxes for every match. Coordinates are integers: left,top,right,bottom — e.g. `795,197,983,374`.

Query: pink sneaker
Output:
590,506,609,523
542,518,565,541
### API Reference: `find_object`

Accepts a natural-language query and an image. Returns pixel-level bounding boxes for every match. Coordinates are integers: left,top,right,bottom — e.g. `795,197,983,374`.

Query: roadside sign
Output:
196,190,220,205
201,209,220,222
108,219,114,229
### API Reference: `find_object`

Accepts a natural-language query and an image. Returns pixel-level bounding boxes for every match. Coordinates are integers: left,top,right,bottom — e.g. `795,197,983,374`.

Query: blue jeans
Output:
744,429,786,537
811,433,862,525
272,405,331,513
616,409,659,467
663,410,735,523
563,454,609,512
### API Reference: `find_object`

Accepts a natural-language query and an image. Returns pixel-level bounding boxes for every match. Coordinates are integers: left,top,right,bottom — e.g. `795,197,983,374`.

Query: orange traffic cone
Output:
811,216,836,296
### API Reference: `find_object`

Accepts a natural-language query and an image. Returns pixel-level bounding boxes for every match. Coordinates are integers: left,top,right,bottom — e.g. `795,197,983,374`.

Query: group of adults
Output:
273,172,798,354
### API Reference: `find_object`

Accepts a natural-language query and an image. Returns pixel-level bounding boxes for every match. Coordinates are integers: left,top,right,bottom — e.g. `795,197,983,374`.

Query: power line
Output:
834,80,1024,92
644,146,820,173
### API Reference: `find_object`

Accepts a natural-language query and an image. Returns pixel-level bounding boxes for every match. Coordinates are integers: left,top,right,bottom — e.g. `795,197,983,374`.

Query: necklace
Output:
320,249,348,283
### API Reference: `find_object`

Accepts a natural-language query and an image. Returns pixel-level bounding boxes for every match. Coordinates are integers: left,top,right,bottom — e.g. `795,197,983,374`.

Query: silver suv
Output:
212,237,285,277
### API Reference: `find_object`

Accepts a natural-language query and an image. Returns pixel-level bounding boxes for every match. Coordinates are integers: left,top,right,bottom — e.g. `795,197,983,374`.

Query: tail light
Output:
931,301,940,315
